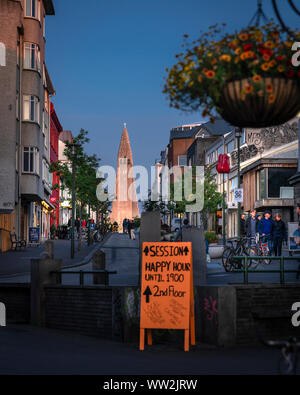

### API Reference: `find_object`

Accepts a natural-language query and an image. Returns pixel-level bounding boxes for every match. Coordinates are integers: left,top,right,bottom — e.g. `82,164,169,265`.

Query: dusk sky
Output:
46,0,299,171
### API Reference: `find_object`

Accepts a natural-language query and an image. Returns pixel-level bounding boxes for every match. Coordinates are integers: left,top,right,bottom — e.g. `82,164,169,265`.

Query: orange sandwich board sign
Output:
140,242,195,352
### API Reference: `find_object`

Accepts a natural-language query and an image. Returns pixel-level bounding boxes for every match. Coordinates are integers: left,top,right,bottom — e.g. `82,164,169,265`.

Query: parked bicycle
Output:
247,235,271,268
222,237,249,272
260,335,300,375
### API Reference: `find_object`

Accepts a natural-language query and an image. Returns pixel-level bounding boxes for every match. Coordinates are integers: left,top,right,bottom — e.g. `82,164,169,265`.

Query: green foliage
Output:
205,230,218,244
50,129,108,215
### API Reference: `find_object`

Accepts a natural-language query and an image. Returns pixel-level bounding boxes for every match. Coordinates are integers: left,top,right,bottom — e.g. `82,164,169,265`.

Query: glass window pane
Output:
30,97,34,121
23,96,29,120
32,0,36,17
24,150,29,172
30,150,34,172
25,0,31,16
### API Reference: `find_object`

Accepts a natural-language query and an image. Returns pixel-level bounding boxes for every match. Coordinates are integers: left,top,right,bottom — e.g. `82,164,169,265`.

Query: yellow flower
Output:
277,65,284,73
264,40,275,49
197,74,203,83
268,94,276,103
284,41,292,47
219,54,231,62
235,47,242,55
234,56,240,64
238,33,248,41
261,63,270,71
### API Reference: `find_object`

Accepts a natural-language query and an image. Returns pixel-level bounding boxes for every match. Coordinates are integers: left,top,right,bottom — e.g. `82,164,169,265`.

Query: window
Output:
42,110,49,149
25,0,40,20
226,140,235,154
268,168,297,198
23,147,39,173
42,159,52,186
178,155,187,167
256,170,265,200
0,42,6,67
24,43,40,71
241,130,246,145
217,146,224,156
23,95,40,123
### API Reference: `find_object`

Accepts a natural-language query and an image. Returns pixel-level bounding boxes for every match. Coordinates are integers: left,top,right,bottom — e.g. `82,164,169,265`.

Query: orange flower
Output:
277,65,284,73
268,94,276,103
264,40,275,49
219,54,231,62
261,63,270,71
284,41,292,47
234,56,240,64
211,58,217,65
252,75,262,83
244,84,254,94
258,90,264,97
245,50,254,59
266,83,273,93
268,59,276,68
238,33,248,41
205,70,215,79
240,52,247,61
235,47,242,55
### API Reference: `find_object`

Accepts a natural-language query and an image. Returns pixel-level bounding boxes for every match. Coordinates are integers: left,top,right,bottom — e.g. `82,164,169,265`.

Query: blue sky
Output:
46,0,299,170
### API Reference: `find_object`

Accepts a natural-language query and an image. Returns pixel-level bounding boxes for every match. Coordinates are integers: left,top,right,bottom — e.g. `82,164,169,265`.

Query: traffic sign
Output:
140,242,194,352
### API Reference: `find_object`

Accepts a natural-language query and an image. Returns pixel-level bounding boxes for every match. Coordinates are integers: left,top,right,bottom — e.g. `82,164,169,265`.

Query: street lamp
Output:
70,143,79,259
235,127,243,239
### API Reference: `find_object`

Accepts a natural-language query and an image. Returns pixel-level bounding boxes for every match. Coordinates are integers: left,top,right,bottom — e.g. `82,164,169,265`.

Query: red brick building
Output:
50,102,62,228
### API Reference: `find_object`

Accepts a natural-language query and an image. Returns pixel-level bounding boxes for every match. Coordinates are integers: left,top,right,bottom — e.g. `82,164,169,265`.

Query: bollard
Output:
92,249,106,285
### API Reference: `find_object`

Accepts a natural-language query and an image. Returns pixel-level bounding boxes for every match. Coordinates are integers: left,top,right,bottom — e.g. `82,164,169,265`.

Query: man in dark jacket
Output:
272,213,287,256
258,210,274,253
240,214,246,237
245,209,258,244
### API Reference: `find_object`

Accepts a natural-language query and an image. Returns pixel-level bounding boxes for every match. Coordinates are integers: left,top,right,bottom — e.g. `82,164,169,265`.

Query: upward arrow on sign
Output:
143,286,152,303
184,247,189,256
143,246,149,256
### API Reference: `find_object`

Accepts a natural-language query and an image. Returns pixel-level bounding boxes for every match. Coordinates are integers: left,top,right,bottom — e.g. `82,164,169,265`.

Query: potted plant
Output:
50,224,57,240
205,230,223,259
164,22,300,127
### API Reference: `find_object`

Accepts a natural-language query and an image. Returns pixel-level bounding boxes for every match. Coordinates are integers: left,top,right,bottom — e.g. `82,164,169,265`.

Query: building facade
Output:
50,102,62,228
0,0,55,248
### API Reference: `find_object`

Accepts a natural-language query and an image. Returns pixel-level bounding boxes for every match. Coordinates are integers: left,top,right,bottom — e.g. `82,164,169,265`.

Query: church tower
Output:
110,124,140,226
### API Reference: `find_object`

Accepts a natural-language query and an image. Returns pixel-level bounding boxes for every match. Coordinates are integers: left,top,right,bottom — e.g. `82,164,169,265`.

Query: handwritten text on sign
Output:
140,242,192,330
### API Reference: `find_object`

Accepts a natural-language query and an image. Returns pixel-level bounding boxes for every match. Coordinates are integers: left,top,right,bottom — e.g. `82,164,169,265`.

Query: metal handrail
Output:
232,256,300,285
51,269,117,286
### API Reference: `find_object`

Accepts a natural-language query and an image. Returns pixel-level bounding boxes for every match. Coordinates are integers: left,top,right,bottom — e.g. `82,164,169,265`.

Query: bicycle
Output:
260,335,300,375
247,235,271,267
222,237,249,272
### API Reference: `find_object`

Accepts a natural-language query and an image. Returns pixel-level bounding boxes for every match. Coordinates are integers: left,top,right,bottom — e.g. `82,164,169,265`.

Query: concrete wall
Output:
0,283,299,347
0,283,30,323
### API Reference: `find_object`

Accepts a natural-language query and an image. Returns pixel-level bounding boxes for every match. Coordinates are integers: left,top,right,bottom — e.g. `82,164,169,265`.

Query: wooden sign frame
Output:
139,242,195,352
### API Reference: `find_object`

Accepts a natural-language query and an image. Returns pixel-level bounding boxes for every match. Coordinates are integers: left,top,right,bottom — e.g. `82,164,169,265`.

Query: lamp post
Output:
70,143,79,259
235,127,243,239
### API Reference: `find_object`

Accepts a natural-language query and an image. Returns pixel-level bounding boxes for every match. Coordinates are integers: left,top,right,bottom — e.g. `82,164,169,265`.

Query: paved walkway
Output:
0,324,294,375
0,239,103,283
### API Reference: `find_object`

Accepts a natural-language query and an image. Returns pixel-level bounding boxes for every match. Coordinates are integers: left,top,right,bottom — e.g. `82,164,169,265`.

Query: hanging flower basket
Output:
164,23,300,128
219,76,300,127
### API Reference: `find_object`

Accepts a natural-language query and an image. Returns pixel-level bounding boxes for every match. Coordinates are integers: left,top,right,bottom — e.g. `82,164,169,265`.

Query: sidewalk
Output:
0,324,289,375
0,238,105,282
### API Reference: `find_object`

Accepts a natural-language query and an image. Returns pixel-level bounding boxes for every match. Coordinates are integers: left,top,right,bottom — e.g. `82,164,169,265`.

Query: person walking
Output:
127,220,132,239
123,218,128,234
174,219,192,242
245,209,258,246
273,213,287,256
130,220,136,240
240,214,246,237
258,210,274,253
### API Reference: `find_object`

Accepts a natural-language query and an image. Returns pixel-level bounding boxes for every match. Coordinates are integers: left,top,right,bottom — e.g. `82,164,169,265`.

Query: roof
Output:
169,119,234,142
59,130,73,144
170,125,202,141
201,119,234,136
42,0,55,15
